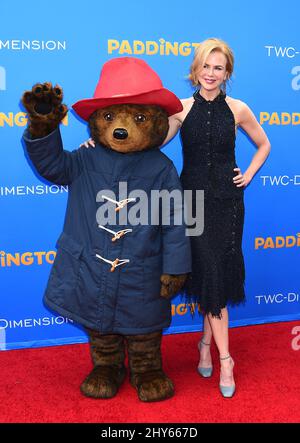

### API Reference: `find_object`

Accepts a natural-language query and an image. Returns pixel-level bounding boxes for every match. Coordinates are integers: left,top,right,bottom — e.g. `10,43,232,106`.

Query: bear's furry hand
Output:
160,274,187,299
21,82,68,139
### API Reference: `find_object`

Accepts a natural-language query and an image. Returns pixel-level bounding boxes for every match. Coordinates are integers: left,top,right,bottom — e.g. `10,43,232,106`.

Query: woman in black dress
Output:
165,38,271,397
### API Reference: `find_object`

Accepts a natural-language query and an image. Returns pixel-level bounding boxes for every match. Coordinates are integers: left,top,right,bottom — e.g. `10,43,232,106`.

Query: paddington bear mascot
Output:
21,57,191,402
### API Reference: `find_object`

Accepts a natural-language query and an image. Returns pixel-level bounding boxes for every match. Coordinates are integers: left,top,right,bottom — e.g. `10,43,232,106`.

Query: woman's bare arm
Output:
233,100,271,187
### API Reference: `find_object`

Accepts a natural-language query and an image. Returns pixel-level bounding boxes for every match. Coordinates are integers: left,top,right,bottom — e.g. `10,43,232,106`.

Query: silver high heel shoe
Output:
197,338,213,378
219,355,236,398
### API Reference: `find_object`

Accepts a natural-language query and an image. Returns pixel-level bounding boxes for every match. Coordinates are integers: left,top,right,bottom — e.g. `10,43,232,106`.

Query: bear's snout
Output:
113,128,128,140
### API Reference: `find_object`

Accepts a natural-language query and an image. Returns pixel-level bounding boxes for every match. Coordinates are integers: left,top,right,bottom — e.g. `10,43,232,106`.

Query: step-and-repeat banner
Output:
1,1,299,350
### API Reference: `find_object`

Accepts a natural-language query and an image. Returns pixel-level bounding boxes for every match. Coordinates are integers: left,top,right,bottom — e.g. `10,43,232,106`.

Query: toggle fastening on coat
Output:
23,128,192,335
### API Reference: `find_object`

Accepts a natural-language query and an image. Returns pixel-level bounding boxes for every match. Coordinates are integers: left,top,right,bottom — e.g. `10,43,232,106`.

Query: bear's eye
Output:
104,113,114,121
135,114,147,123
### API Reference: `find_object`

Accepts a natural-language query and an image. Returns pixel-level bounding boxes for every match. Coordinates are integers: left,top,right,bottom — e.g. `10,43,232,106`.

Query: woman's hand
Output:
80,138,95,148
233,167,252,188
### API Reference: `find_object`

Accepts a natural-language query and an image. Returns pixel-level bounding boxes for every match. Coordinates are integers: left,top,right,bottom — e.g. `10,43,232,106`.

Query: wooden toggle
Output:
112,231,126,242
110,258,120,272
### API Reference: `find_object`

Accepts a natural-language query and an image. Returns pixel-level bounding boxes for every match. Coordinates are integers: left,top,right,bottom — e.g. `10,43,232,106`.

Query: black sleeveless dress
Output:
180,90,245,317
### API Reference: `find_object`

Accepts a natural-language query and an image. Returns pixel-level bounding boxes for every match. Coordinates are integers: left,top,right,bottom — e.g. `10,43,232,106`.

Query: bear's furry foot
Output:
82,330,126,399
126,331,174,402
130,370,174,402
80,365,126,399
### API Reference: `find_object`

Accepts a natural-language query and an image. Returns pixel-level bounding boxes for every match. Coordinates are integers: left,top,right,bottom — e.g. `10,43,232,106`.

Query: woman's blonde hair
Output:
189,38,234,90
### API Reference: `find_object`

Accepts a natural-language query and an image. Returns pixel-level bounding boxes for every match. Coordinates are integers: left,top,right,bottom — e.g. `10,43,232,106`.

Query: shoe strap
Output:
200,338,211,346
220,354,231,361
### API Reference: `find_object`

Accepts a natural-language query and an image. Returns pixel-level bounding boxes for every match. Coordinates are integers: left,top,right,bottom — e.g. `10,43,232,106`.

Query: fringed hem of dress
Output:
180,253,246,319
180,292,246,319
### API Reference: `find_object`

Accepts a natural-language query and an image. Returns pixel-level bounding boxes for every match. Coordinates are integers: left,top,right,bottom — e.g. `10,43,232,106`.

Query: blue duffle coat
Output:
23,128,191,334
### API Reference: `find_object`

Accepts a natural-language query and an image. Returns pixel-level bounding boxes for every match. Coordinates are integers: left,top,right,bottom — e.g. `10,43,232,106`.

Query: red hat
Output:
72,57,183,120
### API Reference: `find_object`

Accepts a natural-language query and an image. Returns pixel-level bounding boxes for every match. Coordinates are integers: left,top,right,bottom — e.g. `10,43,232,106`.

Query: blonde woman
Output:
165,38,270,397
82,39,271,397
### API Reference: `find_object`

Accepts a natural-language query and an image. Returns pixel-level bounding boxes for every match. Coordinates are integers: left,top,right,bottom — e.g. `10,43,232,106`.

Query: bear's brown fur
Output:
21,82,186,402
89,104,169,152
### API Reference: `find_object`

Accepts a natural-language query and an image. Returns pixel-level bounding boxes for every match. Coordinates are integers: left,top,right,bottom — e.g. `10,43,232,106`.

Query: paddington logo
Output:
0,66,6,91
0,112,68,127
172,303,201,316
260,112,300,125
255,233,300,250
108,39,200,56
0,250,56,267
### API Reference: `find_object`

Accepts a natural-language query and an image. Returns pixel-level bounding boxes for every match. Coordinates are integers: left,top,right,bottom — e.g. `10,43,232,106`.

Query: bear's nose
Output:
113,128,128,140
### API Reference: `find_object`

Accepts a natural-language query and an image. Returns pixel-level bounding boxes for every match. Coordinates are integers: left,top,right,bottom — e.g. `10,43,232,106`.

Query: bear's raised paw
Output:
21,82,68,138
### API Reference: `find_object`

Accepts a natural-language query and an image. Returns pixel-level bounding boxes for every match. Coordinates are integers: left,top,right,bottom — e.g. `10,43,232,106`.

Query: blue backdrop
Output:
1,0,299,350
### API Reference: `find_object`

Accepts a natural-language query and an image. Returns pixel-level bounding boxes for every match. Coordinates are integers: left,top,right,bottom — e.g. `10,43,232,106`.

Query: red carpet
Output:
0,321,299,423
